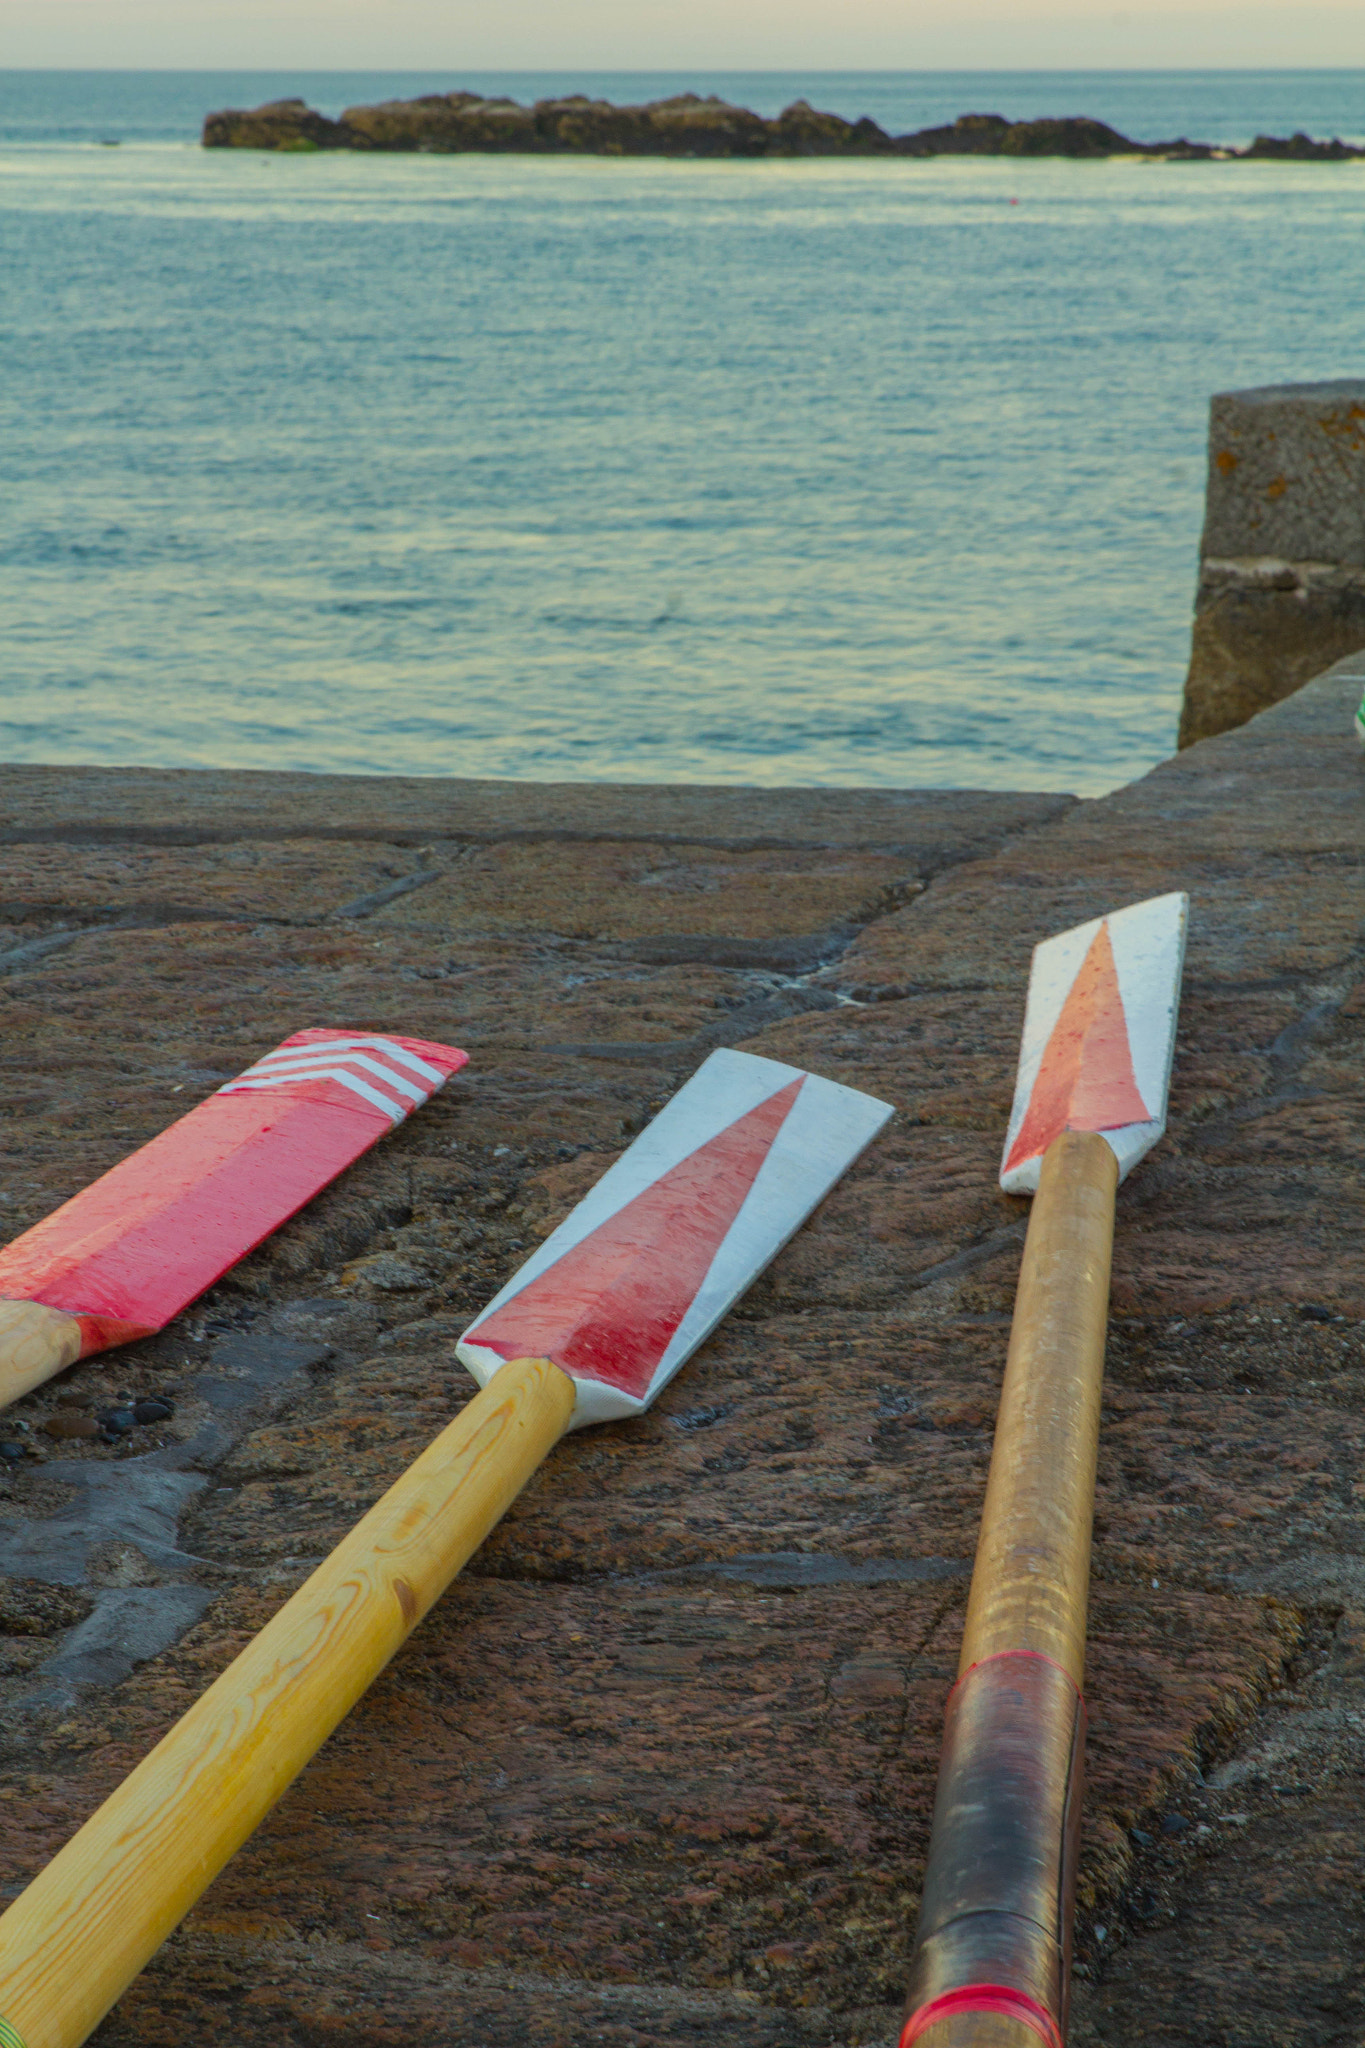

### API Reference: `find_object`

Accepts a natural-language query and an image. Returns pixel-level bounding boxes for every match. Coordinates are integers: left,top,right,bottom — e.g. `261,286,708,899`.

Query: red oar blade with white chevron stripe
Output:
0,1028,466,1389
459,1048,894,1427
1000,890,1188,1194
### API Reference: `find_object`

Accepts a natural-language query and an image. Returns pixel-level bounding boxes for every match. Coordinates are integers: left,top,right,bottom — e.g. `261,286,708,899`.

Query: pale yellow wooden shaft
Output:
0,1354,576,2048
0,1299,84,1409
959,1129,1118,1688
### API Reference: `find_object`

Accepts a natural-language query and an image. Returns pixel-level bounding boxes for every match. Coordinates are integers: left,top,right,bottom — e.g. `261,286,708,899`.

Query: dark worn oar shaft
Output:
902,1130,1118,2048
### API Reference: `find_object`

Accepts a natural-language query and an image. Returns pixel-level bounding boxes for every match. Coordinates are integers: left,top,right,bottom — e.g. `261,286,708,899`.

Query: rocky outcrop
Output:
767,98,897,156
897,111,1137,157
201,96,347,151
338,91,781,157
202,91,1137,157
1179,380,1365,746
533,91,773,156
1243,130,1364,160
201,90,1365,160
337,91,539,153
202,90,883,157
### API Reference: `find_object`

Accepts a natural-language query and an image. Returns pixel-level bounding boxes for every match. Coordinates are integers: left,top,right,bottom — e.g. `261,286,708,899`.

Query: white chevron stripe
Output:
258,1036,445,1085
236,1056,409,1098
220,1065,407,1121
250,1049,426,1102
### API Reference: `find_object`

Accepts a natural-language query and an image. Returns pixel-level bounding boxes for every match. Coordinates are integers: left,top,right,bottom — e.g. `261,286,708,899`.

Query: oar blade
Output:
458,1047,893,1426
1000,890,1188,1194
0,1029,467,1350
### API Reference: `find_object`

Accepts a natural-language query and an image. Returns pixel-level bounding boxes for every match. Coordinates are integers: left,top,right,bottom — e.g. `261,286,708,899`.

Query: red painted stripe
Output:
1004,920,1150,1175
946,1645,1084,1708
0,1032,466,1335
900,1984,1062,2048
470,1077,804,1399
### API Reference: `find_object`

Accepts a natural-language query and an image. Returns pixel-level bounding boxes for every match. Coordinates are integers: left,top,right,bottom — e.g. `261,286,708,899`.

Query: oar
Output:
901,891,1187,2048
0,1047,891,2048
0,1029,467,1411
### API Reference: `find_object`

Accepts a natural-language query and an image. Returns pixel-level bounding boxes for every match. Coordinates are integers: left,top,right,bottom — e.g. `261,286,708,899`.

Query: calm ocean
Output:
2,70,1364,795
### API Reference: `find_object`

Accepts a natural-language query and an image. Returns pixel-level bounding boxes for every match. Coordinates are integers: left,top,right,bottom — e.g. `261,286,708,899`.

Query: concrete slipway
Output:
0,653,1361,2047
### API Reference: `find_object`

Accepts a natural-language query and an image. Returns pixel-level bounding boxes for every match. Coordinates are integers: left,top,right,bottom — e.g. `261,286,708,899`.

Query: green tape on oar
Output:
0,2016,27,2048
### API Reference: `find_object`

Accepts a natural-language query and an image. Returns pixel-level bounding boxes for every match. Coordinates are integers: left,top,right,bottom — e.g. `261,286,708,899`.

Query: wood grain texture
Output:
0,1298,83,1410
0,1354,576,2048
913,2016,1046,2048
958,1129,1118,1686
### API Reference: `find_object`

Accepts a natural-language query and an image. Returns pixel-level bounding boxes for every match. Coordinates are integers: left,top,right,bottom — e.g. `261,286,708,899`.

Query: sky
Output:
5,0,1365,71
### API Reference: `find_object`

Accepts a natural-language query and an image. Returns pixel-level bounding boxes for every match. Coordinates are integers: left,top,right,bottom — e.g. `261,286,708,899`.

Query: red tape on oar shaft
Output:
901,1983,1063,2047
947,1646,1083,1707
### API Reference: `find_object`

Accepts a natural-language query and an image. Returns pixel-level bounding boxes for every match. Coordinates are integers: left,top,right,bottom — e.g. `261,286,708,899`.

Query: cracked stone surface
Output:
0,666,1361,2044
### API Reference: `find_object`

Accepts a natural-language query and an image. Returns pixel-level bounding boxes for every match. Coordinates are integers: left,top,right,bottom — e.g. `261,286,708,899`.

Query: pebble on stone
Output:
133,1397,174,1425
95,1409,136,1435
0,1442,26,1465
43,1412,99,1440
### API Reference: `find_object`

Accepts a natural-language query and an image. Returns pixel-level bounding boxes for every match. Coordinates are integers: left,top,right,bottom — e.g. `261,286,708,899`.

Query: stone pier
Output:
0,658,1362,2045
1179,380,1365,747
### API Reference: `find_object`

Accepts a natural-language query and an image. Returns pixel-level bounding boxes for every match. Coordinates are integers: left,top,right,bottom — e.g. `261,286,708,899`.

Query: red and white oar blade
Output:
1000,891,1187,1194
458,1048,892,1428
0,1028,466,1356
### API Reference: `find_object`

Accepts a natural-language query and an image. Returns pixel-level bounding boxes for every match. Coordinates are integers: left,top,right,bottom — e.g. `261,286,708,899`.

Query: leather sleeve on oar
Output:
902,892,1187,2048
0,1047,892,2048
0,1028,467,1411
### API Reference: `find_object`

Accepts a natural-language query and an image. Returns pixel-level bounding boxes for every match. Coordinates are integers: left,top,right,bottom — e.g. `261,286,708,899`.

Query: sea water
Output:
2,71,1364,795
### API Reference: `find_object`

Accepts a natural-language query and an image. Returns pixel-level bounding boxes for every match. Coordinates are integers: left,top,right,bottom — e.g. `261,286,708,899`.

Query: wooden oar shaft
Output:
959,1129,1118,1683
903,1130,1118,2048
0,1300,84,1409
0,1354,575,2048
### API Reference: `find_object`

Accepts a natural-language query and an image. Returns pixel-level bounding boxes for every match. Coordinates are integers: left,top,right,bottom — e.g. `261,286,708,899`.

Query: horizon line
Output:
5,63,1365,76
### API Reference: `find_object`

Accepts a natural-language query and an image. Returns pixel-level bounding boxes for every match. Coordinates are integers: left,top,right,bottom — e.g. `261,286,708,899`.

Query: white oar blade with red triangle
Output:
0,1028,467,1357
1000,891,1188,1195
458,1048,893,1427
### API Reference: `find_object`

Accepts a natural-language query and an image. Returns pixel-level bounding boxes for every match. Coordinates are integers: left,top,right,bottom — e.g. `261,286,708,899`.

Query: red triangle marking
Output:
1004,921,1151,1175
470,1076,805,1398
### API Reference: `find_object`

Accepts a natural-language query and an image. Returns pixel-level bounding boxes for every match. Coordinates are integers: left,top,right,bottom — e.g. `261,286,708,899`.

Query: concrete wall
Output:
1179,379,1365,746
